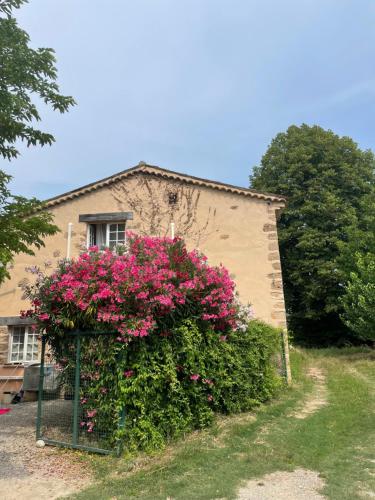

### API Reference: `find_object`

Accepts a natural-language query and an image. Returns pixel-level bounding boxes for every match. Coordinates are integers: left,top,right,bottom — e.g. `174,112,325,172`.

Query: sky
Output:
6,0,375,199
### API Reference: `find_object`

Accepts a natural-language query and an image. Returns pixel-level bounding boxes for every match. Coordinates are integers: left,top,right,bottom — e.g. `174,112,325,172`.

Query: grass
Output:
70,347,375,500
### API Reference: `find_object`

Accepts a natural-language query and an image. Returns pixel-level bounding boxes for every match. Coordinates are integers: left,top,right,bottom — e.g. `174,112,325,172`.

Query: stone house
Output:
0,163,287,399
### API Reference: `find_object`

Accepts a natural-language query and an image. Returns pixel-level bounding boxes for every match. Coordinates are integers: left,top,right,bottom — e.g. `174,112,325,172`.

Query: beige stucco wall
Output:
0,173,286,330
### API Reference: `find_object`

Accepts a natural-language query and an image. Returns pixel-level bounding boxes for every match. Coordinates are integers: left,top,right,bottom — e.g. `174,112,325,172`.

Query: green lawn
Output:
71,347,375,500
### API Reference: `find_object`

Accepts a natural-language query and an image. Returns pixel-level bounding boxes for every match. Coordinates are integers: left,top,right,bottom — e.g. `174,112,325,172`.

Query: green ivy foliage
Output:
53,319,281,453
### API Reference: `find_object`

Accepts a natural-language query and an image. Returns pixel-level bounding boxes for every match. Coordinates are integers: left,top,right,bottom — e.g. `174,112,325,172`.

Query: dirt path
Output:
254,364,328,446
237,469,326,499
239,363,329,499
0,402,91,499
291,366,328,419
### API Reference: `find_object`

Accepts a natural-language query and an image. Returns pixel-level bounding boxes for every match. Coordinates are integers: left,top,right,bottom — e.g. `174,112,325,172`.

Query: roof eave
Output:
44,163,286,208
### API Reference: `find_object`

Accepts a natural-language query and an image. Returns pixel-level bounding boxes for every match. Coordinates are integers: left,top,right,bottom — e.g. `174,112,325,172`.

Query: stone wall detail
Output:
264,205,287,330
0,326,9,364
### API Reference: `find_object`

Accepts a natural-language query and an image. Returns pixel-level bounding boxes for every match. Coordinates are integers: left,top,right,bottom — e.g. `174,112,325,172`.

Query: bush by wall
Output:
24,235,282,452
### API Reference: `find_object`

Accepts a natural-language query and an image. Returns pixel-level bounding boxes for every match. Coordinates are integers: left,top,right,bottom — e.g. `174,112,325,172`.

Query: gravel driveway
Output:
0,402,91,500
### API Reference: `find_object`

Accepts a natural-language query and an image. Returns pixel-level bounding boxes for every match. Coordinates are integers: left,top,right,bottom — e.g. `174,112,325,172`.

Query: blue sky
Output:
7,0,375,199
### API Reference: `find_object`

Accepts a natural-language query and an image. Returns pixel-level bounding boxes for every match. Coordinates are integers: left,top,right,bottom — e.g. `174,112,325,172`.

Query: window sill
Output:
5,361,40,366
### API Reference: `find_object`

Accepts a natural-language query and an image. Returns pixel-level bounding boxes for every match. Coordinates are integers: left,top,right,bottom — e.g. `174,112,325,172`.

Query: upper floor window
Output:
9,326,39,363
87,222,126,250
108,223,126,249
79,212,133,251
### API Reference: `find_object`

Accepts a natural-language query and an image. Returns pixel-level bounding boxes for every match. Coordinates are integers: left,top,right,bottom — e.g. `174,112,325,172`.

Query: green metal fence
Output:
36,331,124,455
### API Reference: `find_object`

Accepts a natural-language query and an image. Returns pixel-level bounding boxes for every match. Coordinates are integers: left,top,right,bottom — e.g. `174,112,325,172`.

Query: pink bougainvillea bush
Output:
24,235,281,452
24,234,237,340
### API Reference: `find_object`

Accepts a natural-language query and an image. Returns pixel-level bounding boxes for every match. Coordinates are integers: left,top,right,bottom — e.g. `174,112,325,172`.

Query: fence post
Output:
36,336,46,440
281,329,292,385
72,333,81,446
116,407,126,457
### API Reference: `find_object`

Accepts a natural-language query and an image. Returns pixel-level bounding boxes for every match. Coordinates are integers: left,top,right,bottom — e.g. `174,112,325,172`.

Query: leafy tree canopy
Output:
0,171,58,282
341,253,375,342
0,0,74,283
0,0,75,159
250,124,375,344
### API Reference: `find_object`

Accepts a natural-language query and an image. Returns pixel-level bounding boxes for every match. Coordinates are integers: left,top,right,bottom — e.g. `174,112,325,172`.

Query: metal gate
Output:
36,331,125,455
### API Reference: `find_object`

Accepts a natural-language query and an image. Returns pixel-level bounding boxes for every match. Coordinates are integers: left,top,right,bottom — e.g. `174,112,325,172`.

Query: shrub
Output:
51,318,281,452
341,253,375,342
24,234,237,342
24,235,282,452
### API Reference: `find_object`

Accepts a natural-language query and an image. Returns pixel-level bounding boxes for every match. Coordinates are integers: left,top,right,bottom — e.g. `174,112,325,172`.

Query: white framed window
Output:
8,326,39,364
87,222,126,250
107,223,126,249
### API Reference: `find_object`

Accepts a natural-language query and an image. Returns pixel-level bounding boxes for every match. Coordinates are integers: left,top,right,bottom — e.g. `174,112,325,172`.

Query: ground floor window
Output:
9,326,39,363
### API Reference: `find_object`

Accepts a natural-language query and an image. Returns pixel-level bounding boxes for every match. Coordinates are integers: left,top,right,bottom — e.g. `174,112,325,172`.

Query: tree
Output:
250,124,375,344
338,192,375,278
0,171,58,282
0,0,75,282
341,253,375,343
0,0,75,159
338,192,375,342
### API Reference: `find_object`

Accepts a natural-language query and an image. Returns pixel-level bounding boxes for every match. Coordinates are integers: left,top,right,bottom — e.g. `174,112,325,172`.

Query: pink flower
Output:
153,295,174,307
87,409,97,418
202,313,216,321
63,289,75,301
93,287,113,301
23,234,239,347
124,370,134,378
219,335,227,342
190,374,200,382
207,394,214,402
78,301,89,311
203,378,214,386
179,280,195,290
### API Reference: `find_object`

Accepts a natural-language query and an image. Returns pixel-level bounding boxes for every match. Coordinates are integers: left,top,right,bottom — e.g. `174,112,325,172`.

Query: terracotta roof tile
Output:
44,163,286,207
